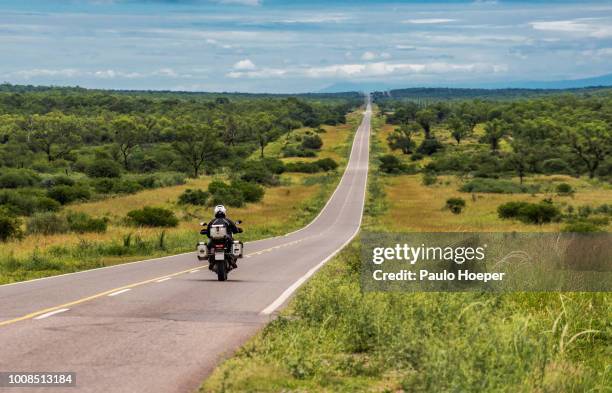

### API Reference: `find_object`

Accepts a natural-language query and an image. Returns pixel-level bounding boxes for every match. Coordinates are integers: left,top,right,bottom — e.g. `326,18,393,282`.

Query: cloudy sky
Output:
1,0,611,93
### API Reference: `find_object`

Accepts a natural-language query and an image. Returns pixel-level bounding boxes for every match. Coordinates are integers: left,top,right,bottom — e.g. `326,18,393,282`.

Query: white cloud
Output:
4,68,183,80
530,19,612,38
233,59,256,70
361,51,391,61
224,61,507,80
227,68,287,78
403,18,457,24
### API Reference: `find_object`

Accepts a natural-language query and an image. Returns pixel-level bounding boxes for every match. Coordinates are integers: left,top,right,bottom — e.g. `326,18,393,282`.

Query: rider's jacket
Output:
206,217,240,238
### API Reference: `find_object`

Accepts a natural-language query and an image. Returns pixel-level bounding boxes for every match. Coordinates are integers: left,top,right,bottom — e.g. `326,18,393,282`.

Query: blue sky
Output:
1,0,611,93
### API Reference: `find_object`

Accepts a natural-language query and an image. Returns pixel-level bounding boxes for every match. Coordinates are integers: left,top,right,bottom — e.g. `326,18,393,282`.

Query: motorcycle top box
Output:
210,224,227,239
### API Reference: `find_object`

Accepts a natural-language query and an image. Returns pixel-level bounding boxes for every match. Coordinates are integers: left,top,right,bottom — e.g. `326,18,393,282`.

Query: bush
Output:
379,154,406,174
411,153,424,161
66,212,107,233
561,221,604,233
47,185,91,205
231,180,265,203
315,158,339,171
416,138,442,156
422,171,438,186
110,179,143,194
261,158,286,175
240,161,279,186
41,175,75,188
497,201,530,219
446,197,466,214
0,169,40,188
541,158,571,174
556,183,574,196
27,212,69,235
281,145,317,158
497,201,560,224
178,189,209,205
0,209,22,241
460,178,539,194
285,162,320,173
301,134,323,150
208,180,245,207
127,207,178,227
85,159,122,178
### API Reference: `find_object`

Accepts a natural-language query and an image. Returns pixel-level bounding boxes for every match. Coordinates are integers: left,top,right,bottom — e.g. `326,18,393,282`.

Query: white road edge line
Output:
189,269,201,274
155,277,172,283
107,289,131,297
260,102,371,316
33,308,70,320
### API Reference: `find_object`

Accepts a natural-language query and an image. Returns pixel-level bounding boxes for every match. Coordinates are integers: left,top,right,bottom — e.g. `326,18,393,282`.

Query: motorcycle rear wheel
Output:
217,260,228,281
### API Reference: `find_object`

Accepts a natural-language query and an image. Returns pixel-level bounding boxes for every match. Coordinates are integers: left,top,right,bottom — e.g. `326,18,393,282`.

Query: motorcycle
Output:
196,220,244,281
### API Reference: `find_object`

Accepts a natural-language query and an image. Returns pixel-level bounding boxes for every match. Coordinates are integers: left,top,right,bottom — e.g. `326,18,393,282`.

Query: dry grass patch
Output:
375,174,612,233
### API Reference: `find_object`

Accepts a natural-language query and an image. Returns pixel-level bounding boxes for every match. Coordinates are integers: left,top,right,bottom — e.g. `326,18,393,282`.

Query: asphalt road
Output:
0,100,371,393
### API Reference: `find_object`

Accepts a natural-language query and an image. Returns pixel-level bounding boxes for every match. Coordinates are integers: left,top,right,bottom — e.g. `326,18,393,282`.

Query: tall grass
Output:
202,241,611,392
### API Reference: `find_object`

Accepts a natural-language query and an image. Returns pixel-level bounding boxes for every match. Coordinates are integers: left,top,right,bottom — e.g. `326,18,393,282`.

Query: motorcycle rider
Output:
206,205,242,268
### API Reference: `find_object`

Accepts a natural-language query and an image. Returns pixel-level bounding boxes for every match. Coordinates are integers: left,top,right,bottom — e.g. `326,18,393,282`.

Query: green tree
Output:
481,119,508,152
111,116,146,170
565,122,611,178
416,109,437,139
27,112,81,162
387,122,419,154
172,121,217,178
253,112,275,158
446,115,472,145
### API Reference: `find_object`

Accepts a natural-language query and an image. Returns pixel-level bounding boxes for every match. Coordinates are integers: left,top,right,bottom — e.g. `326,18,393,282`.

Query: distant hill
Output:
320,73,612,94
371,86,612,102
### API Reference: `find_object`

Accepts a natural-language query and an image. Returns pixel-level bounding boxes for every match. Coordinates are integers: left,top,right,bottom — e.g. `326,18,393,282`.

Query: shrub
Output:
556,183,574,196
41,175,75,188
0,209,22,241
66,212,107,233
261,158,286,175
231,180,265,203
460,178,539,194
497,201,530,219
497,201,560,224
0,169,40,188
416,138,442,156
208,180,245,207
127,207,178,227
178,189,210,205
422,171,438,186
301,134,323,150
411,153,424,161
47,185,91,204
561,221,604,233
85,159,122,178
315,158,339,171
285,162,320,173
446,198,466,214
541,158,571,174
35,197,62,213
27,212,69,235
240,161,279,186
281,145,317,158
379,154,407,174
111,179,143,194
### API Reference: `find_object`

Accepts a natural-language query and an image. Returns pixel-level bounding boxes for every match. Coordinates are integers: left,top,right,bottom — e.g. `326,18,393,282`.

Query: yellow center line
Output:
0,236,320,328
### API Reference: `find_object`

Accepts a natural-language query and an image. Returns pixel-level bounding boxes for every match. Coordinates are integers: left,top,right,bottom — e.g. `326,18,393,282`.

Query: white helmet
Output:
214,205,227,217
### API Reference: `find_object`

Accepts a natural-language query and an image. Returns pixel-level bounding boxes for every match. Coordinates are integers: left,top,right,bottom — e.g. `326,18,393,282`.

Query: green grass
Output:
202,241,611,392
